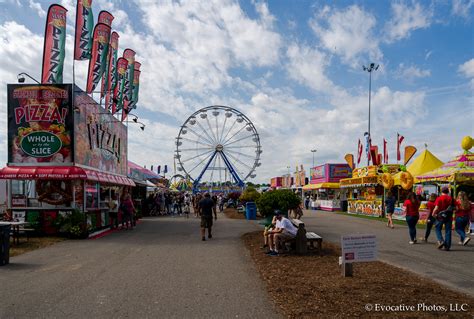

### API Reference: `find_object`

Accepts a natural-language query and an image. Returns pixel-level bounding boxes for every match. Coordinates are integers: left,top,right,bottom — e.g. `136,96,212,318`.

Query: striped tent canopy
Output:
416,153,474,184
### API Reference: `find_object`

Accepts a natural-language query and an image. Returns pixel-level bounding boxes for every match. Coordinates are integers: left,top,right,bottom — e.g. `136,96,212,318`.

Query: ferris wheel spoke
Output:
220,118,238,145
181,149,214,163
225,149,256,159
178,137,213,147
225,151,253,171
225,145,256,149
205,117,218,144
222,124,248,146
215,115,220,145
195,120,217,145
223,134,255,147
177,147,214,152
185,126,215,145
187,151,215,174
219,116,228,144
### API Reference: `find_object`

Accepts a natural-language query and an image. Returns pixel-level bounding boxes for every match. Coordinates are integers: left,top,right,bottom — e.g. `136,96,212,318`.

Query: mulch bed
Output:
224,208,246,219
242,231,474,318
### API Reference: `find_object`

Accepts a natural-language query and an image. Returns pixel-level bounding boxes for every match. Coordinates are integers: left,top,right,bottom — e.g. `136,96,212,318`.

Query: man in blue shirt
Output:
199,193,217,241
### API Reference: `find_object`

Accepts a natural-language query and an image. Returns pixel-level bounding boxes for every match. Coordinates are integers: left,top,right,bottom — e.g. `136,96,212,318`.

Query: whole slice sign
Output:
20,131,62,157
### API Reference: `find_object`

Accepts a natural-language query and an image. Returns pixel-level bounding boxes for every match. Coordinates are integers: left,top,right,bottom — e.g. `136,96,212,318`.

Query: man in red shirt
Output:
432,186,454,250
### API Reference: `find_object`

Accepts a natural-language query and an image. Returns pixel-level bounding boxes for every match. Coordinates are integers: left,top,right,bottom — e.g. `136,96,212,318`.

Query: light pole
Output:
311,149,317,167
363,63,379,166
17,72,40,84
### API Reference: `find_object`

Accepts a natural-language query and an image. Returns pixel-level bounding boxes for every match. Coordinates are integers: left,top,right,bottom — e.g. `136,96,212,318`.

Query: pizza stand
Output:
0,84,135,235
303,163,351,211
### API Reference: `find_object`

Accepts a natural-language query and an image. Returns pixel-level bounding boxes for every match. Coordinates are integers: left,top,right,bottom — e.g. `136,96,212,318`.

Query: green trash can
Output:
0,225,11,266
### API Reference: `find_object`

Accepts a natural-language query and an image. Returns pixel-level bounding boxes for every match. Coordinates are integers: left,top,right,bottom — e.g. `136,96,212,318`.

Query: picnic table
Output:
0,221,30,245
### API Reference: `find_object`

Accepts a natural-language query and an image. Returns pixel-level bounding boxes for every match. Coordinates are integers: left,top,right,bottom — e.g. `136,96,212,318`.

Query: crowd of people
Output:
400,186,471,250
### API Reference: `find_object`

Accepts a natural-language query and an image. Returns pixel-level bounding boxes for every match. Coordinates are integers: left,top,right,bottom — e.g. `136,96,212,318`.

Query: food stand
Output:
0,84,135,235
304,164,351,211
340,165,404,217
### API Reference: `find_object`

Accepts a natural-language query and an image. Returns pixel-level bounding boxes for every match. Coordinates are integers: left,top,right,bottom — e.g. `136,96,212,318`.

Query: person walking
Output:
433,186,454,251
404,192,420,244
121,192,136,230
455,191,471,246
384,191,396,229
108,193,119,229
422,194,437,242
199,193,217,241
304,195,310,210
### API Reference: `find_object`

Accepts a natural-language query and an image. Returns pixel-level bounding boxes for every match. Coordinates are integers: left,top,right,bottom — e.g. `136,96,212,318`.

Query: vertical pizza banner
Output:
7,84,74,164
42,4,68,84
97,10,114,26
121,49,135,121
86,23,111,94
74,0,94,60
104,32,119,111
129,61,141,109
112,57,128,115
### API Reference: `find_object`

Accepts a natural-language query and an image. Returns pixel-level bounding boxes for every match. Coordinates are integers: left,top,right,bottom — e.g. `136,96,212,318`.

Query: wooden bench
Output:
285,218,323,255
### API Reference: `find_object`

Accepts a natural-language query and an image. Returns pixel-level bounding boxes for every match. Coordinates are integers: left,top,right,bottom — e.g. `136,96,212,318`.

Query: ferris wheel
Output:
175,106,262,192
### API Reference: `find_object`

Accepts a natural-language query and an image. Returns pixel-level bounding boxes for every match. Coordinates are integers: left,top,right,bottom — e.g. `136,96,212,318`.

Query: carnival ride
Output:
175,106,262,193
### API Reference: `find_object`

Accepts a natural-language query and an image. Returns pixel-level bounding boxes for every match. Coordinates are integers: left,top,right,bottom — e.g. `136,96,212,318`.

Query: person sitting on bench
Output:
266,210,298,256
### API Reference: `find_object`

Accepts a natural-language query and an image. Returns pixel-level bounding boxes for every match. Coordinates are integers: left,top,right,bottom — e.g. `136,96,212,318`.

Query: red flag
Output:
357,139,363,164
42,4,68,83
397,133,405,161
86,23,111,94
74,0,93,60
383,138,388,164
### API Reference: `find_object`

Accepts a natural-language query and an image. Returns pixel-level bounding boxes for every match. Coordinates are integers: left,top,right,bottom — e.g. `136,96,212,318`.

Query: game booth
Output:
304,164,351,211
0,85,135,235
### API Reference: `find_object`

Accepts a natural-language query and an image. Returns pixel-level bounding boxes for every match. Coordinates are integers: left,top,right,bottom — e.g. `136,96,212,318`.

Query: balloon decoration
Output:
400,171,414,190
461,136,473,152
381,173,394,189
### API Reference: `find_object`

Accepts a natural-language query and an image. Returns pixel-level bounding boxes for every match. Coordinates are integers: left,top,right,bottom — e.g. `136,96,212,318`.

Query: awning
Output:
0,166,135,186
303,182,340,190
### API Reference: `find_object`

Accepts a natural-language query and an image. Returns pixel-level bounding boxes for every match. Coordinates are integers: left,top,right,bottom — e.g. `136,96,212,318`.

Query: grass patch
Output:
9,236,66,257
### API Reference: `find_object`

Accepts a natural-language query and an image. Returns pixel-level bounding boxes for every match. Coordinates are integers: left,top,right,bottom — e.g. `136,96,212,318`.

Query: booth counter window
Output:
85,182,99,210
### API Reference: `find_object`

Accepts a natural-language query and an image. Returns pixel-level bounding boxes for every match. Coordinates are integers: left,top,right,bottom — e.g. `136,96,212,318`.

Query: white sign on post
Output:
341,234,377,263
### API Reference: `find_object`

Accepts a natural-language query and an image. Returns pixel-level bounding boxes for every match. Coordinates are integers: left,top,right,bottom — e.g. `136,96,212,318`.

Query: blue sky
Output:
0,0,473,184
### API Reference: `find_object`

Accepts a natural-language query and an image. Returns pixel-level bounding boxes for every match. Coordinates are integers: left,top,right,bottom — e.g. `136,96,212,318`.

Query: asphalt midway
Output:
302,209,474,297
0,214,280,319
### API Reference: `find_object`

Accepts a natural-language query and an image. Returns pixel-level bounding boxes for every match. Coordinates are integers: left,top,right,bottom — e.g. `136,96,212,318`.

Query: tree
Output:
240,186,261,204
256,189,301,217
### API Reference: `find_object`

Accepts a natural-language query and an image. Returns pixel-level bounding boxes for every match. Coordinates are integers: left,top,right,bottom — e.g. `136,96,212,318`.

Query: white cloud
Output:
395,63,431,81
384,2,433,43
285,43,337,93
451,0,474,18
310,5,382,68
28,0,45,17
458,58,474,78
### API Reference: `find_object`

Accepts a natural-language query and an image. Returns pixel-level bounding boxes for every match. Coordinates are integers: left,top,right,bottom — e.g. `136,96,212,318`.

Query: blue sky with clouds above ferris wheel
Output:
0,0,473,183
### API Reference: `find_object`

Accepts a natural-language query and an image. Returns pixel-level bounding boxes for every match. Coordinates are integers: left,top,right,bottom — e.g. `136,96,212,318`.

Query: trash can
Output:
0,225,11,266
245,202,257,220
